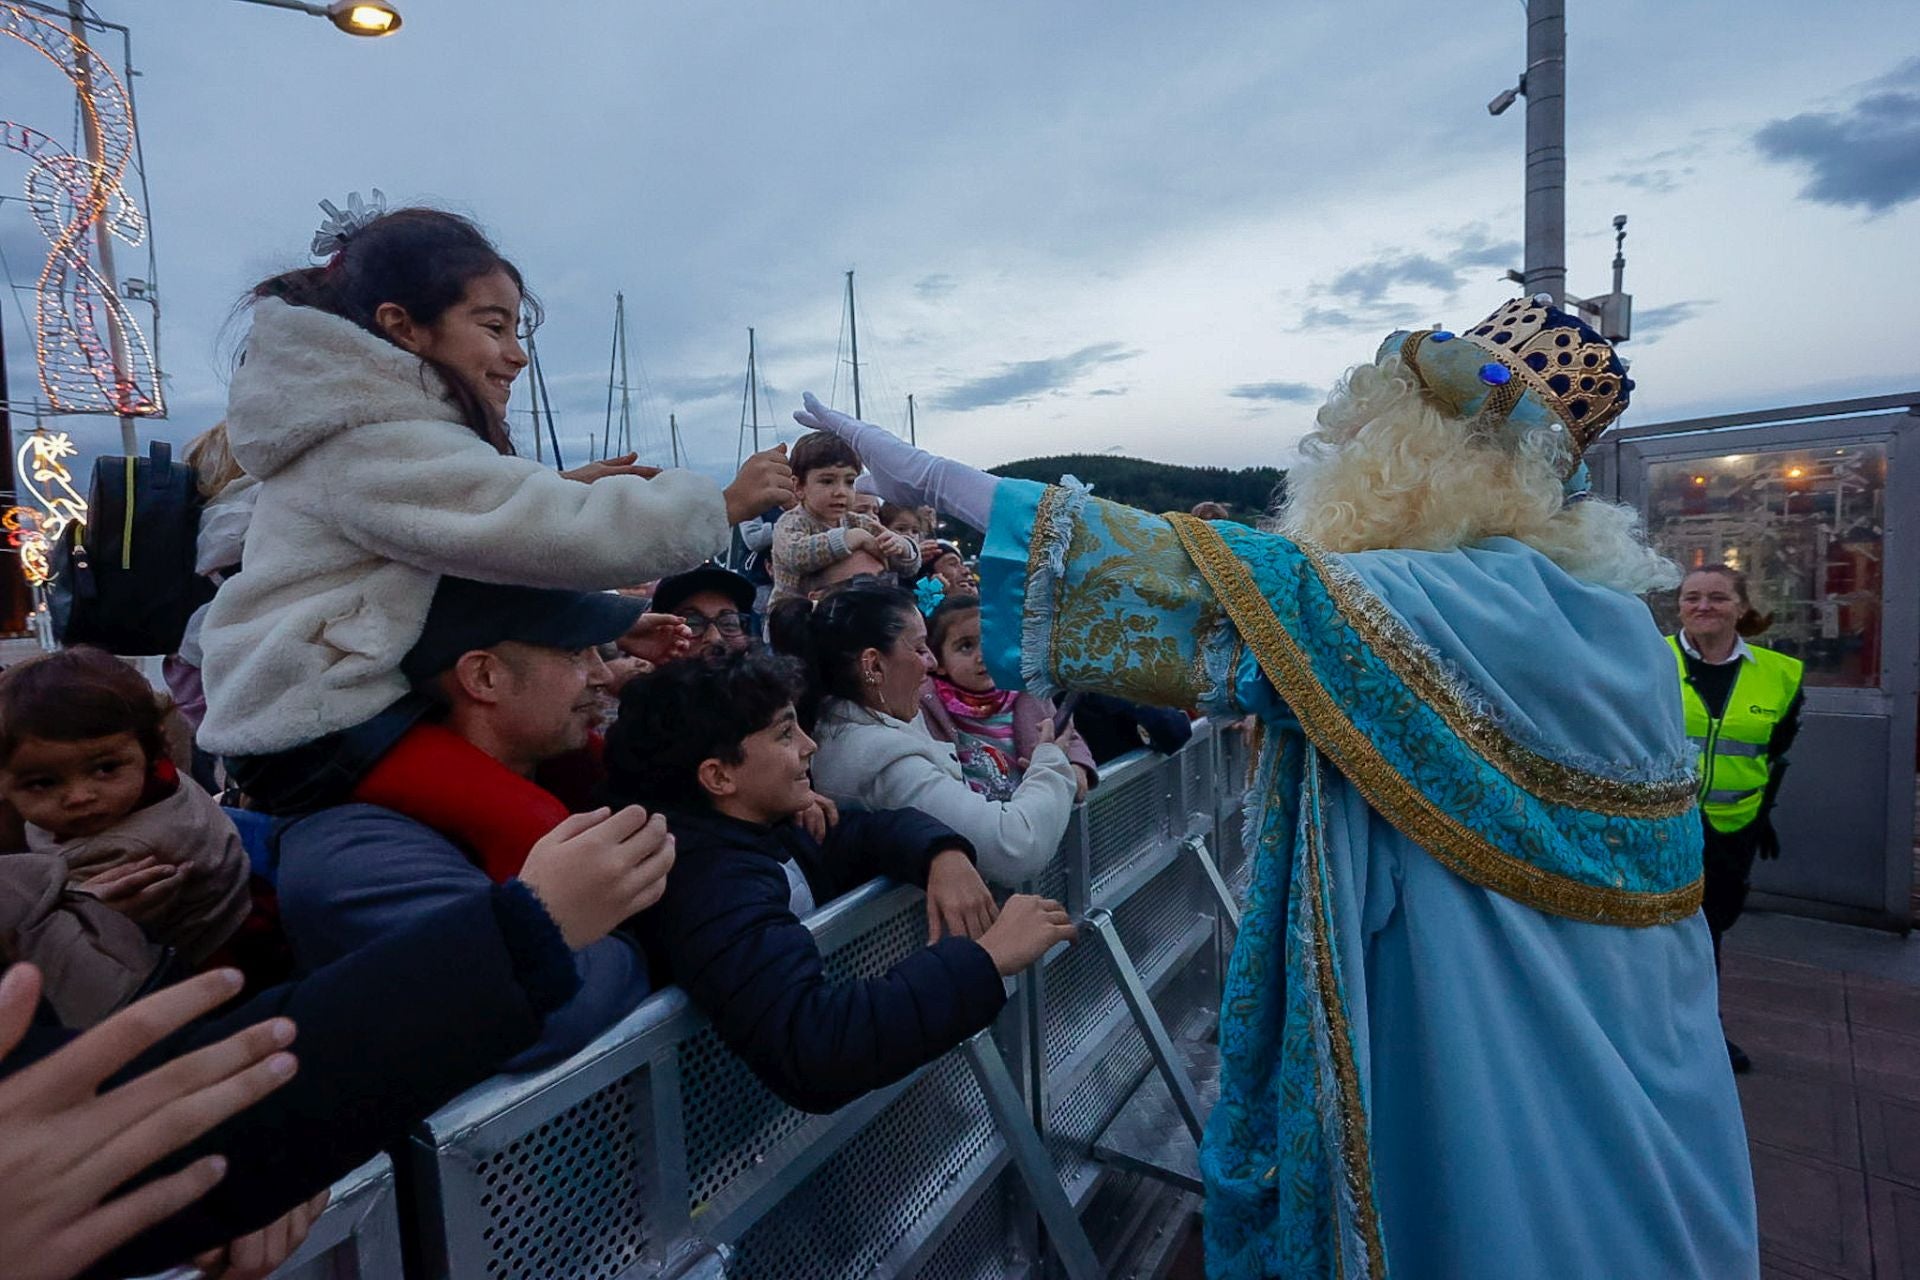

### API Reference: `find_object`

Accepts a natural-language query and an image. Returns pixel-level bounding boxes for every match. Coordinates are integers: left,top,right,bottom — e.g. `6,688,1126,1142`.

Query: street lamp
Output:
228,0,403,36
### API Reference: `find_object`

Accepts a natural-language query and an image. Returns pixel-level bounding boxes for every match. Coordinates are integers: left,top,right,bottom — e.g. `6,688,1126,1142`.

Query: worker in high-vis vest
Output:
1671,565,1804,1076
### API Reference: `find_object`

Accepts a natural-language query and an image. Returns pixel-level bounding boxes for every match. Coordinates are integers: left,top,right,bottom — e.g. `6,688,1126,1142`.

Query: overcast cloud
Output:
2,1,1916,487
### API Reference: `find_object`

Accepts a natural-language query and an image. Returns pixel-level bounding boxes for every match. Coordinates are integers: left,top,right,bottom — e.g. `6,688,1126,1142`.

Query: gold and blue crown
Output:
1378,294,1634,478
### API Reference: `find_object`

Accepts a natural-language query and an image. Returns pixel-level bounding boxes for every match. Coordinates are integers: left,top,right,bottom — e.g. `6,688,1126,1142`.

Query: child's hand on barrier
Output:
925,849,997,944
520,807,676,948
77,857,186,926
191,1187,330,1280
725,445,797,523
975,895,1077,976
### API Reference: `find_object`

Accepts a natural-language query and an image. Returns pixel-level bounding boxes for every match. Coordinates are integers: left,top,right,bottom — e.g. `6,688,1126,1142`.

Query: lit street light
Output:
228,0,403,36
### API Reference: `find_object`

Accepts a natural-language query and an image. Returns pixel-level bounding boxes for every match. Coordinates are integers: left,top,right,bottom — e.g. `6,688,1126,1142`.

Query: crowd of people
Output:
0,198,1787,1280
0,204,1173,1279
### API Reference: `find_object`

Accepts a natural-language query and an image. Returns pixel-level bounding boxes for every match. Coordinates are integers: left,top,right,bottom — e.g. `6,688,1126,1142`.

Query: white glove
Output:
794,392,998,530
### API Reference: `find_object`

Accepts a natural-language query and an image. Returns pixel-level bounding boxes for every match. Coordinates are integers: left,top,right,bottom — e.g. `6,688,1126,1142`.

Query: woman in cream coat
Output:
775,582,1076,885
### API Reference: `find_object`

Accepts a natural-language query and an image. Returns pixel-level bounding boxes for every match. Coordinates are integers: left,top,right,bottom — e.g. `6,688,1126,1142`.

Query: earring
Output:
866,669,881,685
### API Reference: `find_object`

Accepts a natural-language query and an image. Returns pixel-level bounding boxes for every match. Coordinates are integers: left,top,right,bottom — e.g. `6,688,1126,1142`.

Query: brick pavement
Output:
1722,918,1920,1280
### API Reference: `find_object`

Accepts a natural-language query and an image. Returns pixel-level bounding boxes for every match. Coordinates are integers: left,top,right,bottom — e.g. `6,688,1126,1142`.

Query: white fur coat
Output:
198,298,729,755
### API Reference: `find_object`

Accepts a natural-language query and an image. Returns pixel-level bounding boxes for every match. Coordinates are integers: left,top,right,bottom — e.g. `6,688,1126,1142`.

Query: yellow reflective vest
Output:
1668,635,1804,834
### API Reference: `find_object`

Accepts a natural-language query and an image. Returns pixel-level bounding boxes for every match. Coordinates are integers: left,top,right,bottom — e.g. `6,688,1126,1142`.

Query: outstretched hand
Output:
562,453,663,484
793,392,1000,529
0,965,300,1280
619,613,694,666
793,394,920,506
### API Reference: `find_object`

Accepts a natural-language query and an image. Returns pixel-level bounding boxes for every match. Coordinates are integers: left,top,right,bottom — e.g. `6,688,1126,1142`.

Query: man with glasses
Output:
651,565,760,662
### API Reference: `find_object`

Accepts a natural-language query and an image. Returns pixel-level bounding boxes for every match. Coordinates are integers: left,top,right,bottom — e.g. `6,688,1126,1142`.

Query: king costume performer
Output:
794,294,1758,1279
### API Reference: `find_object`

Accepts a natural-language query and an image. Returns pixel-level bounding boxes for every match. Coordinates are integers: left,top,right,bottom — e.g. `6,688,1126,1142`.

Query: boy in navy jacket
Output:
605,651,1075,1113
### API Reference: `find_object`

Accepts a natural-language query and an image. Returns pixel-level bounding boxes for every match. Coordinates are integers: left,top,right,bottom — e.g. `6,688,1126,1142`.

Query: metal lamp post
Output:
226,0,402,36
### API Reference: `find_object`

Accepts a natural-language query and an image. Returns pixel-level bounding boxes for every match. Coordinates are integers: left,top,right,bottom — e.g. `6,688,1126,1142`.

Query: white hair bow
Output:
310,188,388,259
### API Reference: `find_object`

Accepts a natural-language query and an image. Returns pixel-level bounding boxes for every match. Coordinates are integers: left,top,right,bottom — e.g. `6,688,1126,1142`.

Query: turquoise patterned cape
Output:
976,479,1756,1279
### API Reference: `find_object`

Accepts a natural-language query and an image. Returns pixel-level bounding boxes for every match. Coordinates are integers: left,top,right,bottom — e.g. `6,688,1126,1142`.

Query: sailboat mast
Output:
748,327,762,453
669,413,682,468
907,393,916,447
616,294,634,454
845,269,861,419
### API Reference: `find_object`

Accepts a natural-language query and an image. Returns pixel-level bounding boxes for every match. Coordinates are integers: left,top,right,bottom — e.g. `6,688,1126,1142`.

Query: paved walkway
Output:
1722,911,1920,1279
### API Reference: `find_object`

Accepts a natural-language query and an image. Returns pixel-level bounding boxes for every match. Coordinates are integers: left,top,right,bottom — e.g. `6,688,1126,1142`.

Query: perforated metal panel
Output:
681,894,933,1215
466,1074,652,1279
1042,855,1202,1078
723,1053,999,1279
1047,1024,1153,1185
404,747,1247,1280
1085,764,1174,898
918,1169,1028,1280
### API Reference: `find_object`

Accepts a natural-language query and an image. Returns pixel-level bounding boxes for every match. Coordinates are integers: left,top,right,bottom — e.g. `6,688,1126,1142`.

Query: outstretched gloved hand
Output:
794,393,998,530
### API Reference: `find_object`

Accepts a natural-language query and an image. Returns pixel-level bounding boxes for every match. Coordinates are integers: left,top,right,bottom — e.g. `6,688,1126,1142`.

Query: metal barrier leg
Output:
1183,834,1242,932
962,1031,1103,1280
1083,908,1207,1142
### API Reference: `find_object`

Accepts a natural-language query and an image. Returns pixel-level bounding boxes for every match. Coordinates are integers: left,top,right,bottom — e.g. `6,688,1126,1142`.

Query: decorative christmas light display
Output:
1,3,163,417
3,431,85,585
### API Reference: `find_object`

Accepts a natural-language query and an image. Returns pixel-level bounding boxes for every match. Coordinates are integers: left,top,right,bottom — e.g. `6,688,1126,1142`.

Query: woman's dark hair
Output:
249,208,538,454
1683,564,1773,638
0,646,170,766
768,580,919,729
601,651,805,812
926,593,981,658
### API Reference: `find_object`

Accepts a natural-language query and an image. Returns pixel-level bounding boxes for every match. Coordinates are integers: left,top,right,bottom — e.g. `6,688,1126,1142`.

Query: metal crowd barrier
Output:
268,1155,404,1279
281,719,1250,1279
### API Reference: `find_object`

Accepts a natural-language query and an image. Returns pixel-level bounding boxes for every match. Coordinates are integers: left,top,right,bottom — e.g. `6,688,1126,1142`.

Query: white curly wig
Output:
1273,355,1678,594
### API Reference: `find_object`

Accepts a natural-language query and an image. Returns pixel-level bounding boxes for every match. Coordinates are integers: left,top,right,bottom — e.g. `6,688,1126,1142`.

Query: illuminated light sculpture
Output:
3,430,86,585
0,3,164,417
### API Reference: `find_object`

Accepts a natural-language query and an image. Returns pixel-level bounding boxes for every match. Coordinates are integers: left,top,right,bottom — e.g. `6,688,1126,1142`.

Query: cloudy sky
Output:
3,0,1917,488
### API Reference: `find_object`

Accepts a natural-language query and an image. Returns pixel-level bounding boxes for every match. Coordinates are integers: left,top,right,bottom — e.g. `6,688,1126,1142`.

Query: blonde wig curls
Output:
1273,355,1678,595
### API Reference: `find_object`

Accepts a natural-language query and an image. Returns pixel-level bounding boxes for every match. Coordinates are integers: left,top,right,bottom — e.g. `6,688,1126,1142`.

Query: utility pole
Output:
67,0,139,452
907,393,916,447
669,412,682,468
1522,0,1566,305
845,269,862,419
0,303,27,633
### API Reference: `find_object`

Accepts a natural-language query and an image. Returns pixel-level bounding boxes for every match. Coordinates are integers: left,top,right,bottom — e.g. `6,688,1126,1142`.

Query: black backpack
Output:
48,440,215,656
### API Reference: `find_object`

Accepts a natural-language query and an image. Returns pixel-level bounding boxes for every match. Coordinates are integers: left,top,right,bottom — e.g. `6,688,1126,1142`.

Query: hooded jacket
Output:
28,772,251,968
197,298,731,756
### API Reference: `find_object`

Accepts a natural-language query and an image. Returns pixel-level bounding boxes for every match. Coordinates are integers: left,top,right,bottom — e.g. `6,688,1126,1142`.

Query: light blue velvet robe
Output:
976,478,1758,1280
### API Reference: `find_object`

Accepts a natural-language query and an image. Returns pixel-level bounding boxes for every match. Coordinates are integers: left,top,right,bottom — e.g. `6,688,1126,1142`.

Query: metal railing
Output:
285,719,1253,1279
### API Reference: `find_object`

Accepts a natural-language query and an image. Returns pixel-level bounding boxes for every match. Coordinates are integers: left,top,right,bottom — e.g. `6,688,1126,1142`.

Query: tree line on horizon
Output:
988,454,1287,523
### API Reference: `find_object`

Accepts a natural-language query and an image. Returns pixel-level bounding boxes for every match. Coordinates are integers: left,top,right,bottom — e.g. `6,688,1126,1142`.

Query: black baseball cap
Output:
650,564,755,617
401,576,646,683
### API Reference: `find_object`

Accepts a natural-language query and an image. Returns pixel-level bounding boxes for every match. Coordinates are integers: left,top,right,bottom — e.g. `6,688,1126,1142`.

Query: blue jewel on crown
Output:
1477,362,1512,386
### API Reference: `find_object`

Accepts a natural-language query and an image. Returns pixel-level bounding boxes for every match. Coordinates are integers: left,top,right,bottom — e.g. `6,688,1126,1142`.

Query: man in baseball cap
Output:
277,577,678,1071
649,564,759,662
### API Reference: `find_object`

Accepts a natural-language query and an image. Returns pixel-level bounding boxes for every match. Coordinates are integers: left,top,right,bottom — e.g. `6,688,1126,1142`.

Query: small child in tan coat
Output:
770,431,921,603
0,648,249,1025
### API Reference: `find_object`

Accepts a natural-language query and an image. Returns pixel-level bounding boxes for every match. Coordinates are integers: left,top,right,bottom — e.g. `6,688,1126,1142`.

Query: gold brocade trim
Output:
1026,485,1072,606
1295,541,1697,820
1167,514,1703,927
1303,757,1387,1280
